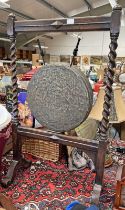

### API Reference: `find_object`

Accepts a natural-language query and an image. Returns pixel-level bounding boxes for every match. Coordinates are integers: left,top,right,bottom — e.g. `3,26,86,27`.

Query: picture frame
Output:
90,56,102,65
60,55,70,63
82,55,90,65
102,56,109,64
71,56,81,66
50,55,60,63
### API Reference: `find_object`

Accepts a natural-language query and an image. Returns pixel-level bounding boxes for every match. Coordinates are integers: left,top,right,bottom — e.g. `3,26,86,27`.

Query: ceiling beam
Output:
42,35,53,39
74,4,112,17
17,33,47,48
84,0,92,10
36,0,68,18
0,8,34,20
74,0,125,17
0,32,52,48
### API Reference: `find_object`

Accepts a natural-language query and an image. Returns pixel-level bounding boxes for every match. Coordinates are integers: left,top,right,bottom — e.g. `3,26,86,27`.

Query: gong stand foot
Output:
1,157,31,188
91,183,102,205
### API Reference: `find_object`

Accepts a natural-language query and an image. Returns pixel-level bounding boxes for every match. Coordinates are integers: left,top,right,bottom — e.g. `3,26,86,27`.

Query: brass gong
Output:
27,65,93,132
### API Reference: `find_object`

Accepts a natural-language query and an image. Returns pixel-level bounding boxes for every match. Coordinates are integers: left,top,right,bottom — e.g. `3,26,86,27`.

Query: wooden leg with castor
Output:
1,132,31,188
91,141,107,204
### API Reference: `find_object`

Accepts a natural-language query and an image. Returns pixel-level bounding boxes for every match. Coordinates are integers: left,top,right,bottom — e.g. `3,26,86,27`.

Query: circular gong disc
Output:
27,65,93,132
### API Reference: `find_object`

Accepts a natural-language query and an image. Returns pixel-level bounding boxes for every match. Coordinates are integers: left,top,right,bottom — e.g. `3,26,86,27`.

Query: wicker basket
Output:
22,137,62,162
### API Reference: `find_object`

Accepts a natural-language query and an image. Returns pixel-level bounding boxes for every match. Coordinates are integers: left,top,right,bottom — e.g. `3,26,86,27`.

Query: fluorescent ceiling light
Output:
33,45,48,49
0,0,9,2
121,9,125,26
121,20,124,26
121,17,125,26
108,0,117,8
0,0,10,8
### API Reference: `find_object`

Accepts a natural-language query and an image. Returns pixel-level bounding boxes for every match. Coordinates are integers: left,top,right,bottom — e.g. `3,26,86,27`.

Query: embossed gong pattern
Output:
27,65,93,132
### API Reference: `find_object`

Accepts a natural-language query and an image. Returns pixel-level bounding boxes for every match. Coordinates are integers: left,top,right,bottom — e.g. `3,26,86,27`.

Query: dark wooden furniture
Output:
0,93,6,104
1,5,122,204
0,47,5,59
114,165,125,210
16,49,36,60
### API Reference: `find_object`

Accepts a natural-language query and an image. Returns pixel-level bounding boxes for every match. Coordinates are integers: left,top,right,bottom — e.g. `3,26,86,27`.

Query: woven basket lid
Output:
27,65,93,132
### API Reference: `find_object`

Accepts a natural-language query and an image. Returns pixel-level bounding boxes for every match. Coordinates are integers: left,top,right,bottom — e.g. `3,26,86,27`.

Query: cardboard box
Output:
32,54,40,67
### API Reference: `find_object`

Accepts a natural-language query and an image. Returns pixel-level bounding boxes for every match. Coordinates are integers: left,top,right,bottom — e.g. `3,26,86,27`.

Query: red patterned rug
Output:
0,151,118,210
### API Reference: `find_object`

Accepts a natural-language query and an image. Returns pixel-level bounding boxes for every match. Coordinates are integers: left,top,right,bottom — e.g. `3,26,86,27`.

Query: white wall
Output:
45,27,125,57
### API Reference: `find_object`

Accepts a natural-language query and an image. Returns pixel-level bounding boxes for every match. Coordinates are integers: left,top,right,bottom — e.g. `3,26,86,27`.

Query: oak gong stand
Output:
2,5,122,204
